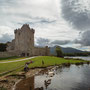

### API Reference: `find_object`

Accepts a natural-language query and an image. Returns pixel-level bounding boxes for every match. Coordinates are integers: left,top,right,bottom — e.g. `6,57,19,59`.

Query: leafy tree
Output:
0,43,7,52
56,46,63,57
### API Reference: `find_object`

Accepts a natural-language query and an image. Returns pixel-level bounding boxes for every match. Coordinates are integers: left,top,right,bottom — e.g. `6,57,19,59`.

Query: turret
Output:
21,24,30,30
31,28,35,33
14,29,18,34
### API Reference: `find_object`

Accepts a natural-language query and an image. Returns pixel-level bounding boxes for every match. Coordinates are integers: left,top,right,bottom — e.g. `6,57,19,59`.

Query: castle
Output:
6,24,50,57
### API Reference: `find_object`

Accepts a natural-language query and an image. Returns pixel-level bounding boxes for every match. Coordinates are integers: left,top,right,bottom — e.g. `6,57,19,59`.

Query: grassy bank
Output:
0,59,30,73
29,56,87,68
0,56,89,74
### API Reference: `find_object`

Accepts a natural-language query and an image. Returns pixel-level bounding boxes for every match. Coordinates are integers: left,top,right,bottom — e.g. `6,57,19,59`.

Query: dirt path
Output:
0,56,37,63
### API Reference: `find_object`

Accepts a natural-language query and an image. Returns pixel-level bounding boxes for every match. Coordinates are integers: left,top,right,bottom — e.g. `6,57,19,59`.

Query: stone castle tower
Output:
14,24,34,54
7,24,50,57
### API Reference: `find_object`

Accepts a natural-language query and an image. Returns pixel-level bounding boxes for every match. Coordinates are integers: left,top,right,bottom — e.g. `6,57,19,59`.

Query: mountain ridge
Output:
50,46,84,55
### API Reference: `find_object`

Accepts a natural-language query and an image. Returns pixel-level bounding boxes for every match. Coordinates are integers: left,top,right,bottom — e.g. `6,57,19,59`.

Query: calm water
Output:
15,64,90,90
35,64,90,90
65,56,90,61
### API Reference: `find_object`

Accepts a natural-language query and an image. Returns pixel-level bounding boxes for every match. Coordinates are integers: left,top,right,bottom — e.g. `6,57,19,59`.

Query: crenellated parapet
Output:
14,29,18,34
31,28,35,33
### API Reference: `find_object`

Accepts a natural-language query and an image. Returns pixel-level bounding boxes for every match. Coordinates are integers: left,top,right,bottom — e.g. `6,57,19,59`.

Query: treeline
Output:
63,52,90,56
0,43,7,52
55,46,90,57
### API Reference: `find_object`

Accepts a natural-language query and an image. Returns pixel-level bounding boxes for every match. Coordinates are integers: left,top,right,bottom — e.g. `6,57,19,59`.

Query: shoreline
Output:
0,68,43,90
0,61,90,90
0,64,59,90
13,65,58,90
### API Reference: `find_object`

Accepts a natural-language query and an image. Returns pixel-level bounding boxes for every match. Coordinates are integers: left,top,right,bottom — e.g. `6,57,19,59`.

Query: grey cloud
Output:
0,0,57,26
0,34,13,43
61,0,90,30
74,30,90,46
17,17,56,25
51,40,70,45
40,19,56,24
0,0,18,7
36,37,71,47
36,38,50,47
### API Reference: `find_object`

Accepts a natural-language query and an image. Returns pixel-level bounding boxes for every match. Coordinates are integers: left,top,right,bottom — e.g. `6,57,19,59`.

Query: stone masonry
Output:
6,24,50,57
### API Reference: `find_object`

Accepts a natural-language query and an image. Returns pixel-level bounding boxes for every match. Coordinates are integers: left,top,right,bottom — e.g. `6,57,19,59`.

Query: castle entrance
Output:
27,53,29,57
21,53,25,57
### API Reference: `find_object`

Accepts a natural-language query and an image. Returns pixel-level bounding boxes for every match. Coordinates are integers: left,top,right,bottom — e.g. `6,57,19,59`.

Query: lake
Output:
64,56,90,61
15,64,90,90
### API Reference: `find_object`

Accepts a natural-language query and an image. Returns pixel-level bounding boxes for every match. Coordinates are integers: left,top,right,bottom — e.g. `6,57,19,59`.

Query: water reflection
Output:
35,64,90,90
15,76,34,90
15,64,90,90
44,79,51,89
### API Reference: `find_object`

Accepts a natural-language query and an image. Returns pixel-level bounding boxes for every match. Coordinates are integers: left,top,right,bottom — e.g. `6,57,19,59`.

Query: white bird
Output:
48,71,55,77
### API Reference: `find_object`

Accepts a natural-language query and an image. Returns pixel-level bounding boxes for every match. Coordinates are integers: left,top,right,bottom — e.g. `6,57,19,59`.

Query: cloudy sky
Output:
0,0,90,51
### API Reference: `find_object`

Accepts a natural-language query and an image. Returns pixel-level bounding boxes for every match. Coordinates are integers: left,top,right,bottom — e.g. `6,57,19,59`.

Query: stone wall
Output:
0,52,18,58
33,47,50,56
4,24,50,57
6,39,15,52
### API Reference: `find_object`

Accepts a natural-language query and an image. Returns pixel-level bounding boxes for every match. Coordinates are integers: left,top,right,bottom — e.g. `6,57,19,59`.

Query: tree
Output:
0,43,7,52
56,46,63,57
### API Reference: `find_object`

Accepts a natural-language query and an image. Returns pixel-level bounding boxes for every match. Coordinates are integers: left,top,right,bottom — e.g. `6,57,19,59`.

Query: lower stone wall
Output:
0,46,50,57
0,52,18,58
33,47,50,56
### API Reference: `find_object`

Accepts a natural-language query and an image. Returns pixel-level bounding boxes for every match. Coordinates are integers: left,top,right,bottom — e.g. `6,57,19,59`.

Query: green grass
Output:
28,56,87,68
0,56,88,74
0,60,30,73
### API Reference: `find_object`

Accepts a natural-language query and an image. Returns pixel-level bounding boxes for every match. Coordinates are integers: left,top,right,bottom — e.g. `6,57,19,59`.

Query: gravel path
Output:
0,56,36,63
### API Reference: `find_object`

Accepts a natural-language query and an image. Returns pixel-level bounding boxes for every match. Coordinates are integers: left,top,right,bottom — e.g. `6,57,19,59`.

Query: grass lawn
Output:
28,56,87,68
0,56,88,74
0,60,30,73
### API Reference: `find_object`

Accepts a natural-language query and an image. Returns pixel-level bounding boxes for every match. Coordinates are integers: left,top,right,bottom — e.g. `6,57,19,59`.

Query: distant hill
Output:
50,46,83,55
61,47,83,54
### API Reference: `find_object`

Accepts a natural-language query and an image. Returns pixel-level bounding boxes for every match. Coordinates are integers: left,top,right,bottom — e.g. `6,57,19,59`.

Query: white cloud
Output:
0,0,89,51
0,26,13,37
34,20,79,41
